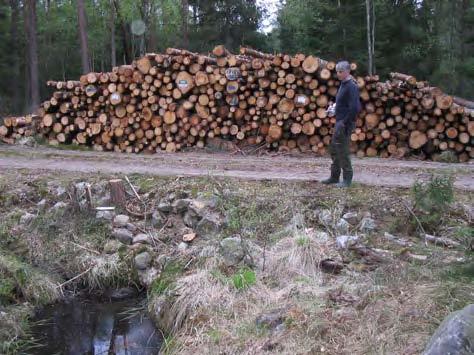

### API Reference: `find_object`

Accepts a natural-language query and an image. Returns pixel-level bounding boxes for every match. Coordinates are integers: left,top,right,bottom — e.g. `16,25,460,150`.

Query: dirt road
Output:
0,144,472,190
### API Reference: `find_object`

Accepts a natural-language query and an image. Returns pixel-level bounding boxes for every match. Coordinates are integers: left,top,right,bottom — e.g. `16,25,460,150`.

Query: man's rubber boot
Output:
336,171,352,188
322,177,339,185
321,167,340,185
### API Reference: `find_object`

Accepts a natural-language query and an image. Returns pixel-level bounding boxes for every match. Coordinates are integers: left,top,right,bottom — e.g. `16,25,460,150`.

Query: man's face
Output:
336,69,350,81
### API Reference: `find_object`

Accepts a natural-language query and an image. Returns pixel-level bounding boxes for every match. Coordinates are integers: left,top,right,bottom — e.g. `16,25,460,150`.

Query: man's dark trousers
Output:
329,128,352,183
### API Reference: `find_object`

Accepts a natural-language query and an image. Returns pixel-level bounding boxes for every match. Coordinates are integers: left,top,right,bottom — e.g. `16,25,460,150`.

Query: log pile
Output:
0,115,38,144
0,46,472,161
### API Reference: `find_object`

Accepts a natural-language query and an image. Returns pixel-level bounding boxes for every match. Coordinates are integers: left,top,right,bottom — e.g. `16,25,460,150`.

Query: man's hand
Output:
326,102,336,117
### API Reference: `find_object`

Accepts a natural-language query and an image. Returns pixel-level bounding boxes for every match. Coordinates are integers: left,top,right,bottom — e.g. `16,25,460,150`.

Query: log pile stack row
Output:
0,46,472,161
0,115,38,144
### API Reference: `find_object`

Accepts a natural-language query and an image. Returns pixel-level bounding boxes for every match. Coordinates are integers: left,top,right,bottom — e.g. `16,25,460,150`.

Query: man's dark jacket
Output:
335,78,361,135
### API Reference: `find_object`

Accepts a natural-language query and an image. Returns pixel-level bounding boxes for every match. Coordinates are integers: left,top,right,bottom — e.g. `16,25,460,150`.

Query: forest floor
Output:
0,142,473,354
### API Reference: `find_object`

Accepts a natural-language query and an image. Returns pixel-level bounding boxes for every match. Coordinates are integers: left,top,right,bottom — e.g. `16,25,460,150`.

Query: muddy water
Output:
31,298,162,354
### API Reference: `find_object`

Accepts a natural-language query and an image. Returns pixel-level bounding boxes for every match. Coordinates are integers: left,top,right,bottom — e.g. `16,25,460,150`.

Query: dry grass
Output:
78,252,134,290
157,212,473,355
0,252,60,305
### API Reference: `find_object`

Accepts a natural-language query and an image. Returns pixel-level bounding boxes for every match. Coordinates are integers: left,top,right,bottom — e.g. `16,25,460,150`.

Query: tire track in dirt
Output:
0,145,472,190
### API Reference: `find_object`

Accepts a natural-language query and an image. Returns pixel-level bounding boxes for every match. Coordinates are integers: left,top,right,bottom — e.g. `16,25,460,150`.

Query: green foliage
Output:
0,251,60,306
149,260,184,296
275,0,474,98
231,267,256,290
0,277,16,305
454,226,474,250
411,174,454,232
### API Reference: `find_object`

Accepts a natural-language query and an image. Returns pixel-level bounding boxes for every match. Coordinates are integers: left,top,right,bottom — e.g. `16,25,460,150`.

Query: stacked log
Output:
0,46,472,161
0,115,38,144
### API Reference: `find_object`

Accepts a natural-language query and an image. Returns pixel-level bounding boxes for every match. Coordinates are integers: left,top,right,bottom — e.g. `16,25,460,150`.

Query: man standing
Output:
321,61,360,188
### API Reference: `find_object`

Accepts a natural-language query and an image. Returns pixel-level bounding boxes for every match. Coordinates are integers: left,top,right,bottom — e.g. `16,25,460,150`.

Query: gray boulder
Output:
220,236,246,266
423,304,474,355
177,242,189,252
359,217,376,233
133,233,151,245
336,218,350,235
37,199,47,209
172,199,191,214
113,214,130,228
342,212,358,225
183,210,200,228
318,209,333,226
157,201,172,214
137,266,159,287
134,252,152,270
105,287,137,301
196,213,222,238
112,228,133,245
336,235,360,249
126,223,137,233
151,210,166,227
96,210,114,221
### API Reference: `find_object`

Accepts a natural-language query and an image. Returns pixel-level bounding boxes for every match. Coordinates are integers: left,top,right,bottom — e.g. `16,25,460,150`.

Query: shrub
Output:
411,174,454,232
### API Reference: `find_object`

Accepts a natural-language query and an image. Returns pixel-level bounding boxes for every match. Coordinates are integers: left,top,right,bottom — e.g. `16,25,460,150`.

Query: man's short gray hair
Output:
336,61,351,72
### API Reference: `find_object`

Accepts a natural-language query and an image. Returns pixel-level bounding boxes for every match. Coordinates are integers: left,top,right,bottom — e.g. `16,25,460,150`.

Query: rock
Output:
149,295,174,334
112,228,133,245
255,308,287,330
157,201,172,214
20,212,35,225
178,242,189,252
103,240,122,254
188,196,219,217
290,212,305,230
114,214,130,228
151,210,166,227
37,199,47,209
172,199,191,214
342,212,358,225
137,267,159,288
336,235,360,249
220,236,246,266
126,223,137,233
135,252,152,270
196,213,222,238
47,183,66,197
133,233,151,245
52,201,68,211
319,209,333,226
359,217,376,233
335,218,350,234
105,287,137,301
196,193,219,208
183,210,200,228
96,210,114,221
314,231,330,241
423,304,474,355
